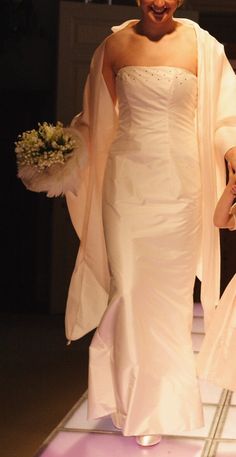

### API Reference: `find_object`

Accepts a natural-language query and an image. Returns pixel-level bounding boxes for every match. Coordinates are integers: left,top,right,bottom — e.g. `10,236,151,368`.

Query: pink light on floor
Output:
37,432,205,457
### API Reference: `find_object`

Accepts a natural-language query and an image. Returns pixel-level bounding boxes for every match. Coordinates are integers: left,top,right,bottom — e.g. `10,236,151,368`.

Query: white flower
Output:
15,121,78,172
41,123,56,141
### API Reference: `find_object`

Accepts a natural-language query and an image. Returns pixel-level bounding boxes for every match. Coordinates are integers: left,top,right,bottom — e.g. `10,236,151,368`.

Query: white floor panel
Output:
230,392,236,405
64,399,117,432
215,441,236,456
219,407,236,439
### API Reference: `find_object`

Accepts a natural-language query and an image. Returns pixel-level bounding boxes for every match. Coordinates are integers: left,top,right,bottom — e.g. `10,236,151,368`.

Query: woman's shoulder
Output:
90,21,136,70
106,21,137,45
111,19,138,34
104,22,136,58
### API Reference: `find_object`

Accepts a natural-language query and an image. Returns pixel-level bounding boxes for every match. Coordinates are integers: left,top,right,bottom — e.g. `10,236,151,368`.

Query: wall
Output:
1,0,59,312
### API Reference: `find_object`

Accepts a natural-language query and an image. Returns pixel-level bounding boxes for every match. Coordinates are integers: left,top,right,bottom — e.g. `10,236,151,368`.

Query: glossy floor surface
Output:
34,304,236,457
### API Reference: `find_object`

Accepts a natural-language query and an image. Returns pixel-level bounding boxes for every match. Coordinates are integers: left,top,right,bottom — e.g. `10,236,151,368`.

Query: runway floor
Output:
34,304,236,457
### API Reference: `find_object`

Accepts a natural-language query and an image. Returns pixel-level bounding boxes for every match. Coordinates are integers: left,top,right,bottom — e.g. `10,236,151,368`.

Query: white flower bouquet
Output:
15,121,84,197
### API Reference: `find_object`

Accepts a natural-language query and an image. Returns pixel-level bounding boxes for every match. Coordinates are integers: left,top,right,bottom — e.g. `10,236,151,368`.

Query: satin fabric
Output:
197,204,236,391
197,275,236,391
88,67,204,435
64,18,236,342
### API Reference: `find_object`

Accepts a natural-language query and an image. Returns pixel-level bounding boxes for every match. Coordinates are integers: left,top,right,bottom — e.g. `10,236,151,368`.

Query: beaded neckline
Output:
116,65,197,79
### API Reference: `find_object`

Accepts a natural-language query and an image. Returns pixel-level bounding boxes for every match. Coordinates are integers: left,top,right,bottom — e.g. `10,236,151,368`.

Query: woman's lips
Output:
150,5,169,17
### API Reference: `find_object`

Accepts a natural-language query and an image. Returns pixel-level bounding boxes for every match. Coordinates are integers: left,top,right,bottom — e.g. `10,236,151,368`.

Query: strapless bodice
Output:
106,65,200,199
110,66,198,156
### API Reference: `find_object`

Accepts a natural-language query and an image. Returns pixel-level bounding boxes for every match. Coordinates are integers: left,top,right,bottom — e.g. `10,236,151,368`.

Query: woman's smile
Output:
141,1,178,24
151,4,168,15
150,4,169,18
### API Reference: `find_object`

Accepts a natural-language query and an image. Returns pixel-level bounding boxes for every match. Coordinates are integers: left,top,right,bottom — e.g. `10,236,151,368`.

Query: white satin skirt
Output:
87,142,203,435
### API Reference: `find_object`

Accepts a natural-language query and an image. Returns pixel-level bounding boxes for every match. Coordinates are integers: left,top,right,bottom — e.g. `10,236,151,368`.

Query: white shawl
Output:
65,18,236,341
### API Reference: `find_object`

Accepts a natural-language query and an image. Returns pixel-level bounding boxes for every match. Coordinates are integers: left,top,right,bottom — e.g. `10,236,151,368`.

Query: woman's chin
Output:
148,9,172,24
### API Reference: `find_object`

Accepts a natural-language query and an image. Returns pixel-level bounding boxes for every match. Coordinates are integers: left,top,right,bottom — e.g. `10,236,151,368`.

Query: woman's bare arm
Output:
213,163,236,228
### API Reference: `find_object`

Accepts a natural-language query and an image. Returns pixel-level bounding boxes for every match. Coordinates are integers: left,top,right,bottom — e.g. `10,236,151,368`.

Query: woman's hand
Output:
213,161,236,228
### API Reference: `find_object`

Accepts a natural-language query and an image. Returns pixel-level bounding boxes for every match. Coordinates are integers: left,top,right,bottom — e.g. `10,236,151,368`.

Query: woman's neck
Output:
136,16,177,41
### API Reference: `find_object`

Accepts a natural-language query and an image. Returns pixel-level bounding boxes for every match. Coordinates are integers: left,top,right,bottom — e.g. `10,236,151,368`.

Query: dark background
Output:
1,2,236,457
1,1,236,316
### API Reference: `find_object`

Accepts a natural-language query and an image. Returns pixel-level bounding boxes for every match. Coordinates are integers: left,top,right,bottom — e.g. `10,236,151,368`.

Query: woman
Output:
64,0,236,447
197,163,236,392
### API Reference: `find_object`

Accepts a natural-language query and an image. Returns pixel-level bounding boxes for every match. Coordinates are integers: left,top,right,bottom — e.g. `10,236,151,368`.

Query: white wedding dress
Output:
88,66,204,436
